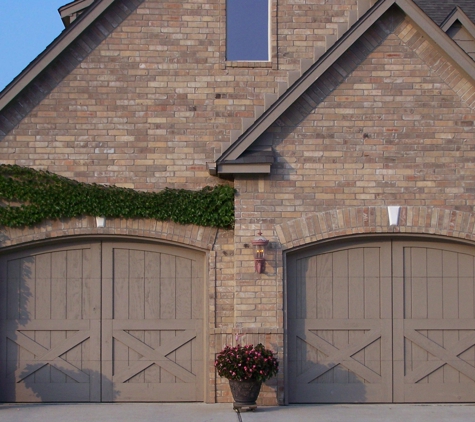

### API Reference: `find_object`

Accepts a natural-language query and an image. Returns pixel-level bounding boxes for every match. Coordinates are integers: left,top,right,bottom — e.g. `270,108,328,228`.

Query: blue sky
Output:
0,0,67,91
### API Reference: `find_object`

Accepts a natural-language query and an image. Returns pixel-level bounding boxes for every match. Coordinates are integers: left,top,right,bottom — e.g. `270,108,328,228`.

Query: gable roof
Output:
441,6,475,38
441,6,475,61
413,0,475,25
212,0,475,176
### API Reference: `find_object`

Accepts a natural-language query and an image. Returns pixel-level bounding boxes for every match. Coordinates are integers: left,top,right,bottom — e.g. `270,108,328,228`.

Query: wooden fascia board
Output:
217,163,271,174
0,0,115,111
218,0,475,164
440,7,463,31
217,0,396,163
440,7,475,40
59,0,95,19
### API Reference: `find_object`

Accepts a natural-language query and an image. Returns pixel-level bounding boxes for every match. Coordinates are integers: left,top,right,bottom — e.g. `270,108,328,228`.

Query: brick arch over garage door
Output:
276,206,475,250
0,217,218,251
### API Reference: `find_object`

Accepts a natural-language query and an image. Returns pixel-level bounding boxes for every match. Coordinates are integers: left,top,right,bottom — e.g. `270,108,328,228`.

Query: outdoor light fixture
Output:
252,231,269,274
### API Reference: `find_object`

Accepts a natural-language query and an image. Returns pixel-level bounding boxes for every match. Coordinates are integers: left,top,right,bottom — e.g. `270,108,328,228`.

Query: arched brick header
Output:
275,207,475,249
0,216,219,251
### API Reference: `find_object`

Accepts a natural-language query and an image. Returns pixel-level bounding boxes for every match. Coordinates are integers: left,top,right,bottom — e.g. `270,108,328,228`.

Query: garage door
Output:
0,240,204,402
287,238,475,403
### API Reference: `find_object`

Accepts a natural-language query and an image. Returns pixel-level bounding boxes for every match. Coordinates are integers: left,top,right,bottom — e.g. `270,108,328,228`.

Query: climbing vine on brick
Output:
0,165,235,228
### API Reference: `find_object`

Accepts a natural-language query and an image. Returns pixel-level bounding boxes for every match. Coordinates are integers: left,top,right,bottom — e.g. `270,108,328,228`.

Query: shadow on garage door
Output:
287,237,475,403
0,240,205,403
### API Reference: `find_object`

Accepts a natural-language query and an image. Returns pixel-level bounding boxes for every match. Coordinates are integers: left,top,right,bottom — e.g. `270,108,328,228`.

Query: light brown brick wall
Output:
0,2,360,403
1,0,357,188
2,3,475,405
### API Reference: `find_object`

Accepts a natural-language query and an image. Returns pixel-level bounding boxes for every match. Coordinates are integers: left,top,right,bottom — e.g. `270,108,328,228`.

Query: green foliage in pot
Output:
0,164,235,229
215,343,279,382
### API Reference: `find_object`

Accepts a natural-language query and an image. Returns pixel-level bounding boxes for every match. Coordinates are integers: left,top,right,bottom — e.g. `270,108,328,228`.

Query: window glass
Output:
226,0,269,61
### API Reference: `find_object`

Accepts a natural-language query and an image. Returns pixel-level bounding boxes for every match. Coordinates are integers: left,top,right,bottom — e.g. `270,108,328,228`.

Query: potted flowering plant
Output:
215,343,279,409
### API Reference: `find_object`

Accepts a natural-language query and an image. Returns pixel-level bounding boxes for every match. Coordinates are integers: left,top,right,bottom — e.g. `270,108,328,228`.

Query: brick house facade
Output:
2,0,475,405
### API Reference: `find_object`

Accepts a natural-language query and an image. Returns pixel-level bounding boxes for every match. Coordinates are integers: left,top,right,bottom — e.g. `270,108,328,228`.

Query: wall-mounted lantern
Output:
252,231,269,274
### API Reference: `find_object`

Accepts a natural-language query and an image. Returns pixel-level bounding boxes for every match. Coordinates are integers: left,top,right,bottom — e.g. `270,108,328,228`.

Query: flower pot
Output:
228,379,262,407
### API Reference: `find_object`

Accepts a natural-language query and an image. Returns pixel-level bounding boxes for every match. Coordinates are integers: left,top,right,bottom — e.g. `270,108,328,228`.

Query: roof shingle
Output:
414,0,475,25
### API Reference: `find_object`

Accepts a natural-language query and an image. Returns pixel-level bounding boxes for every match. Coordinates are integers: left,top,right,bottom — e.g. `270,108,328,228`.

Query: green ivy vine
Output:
0,165,235,229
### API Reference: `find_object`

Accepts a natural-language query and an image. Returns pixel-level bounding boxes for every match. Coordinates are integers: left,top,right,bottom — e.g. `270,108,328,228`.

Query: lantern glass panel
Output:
254,244,265,259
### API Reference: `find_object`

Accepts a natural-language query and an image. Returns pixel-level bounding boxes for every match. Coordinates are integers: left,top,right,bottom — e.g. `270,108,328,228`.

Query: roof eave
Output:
397,0,475,74
440,6,475,40
217,163,272,175
440,7,462,30
59,0,95,18
59,0,96,28
0,0,115,112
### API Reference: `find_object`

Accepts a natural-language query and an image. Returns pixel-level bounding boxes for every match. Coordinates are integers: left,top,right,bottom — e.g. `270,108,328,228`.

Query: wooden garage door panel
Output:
289,238,475,403
393,242,475,403
288,241,393,403
101,243,204,402
288,240,475,403
0,244,101,402
0,240,204,403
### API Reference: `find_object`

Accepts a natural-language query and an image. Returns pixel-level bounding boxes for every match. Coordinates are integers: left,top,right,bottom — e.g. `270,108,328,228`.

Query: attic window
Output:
226,0,269,61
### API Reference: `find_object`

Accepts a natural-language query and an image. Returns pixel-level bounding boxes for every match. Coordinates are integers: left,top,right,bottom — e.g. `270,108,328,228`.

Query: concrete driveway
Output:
1,403,475,422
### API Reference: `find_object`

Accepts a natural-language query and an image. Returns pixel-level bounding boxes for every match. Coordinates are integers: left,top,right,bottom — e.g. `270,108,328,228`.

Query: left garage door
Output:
0,240,204,402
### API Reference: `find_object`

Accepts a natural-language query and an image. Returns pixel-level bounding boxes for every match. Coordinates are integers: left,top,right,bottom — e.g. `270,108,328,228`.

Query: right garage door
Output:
287,238,475,403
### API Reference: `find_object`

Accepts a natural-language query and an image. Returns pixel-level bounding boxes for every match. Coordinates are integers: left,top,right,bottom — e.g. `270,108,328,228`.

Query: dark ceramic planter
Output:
228,379,262,406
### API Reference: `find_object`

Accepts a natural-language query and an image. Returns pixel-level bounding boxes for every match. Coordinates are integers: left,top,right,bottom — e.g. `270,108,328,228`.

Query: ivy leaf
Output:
0,165,235,229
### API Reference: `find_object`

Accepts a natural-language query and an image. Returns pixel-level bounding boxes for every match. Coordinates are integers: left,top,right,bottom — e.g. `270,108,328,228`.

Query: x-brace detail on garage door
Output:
294,322,383,385
111,328,197,384
6,325,91,384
